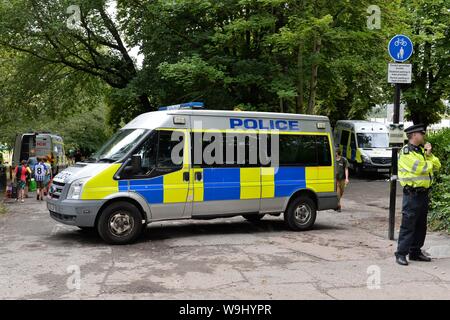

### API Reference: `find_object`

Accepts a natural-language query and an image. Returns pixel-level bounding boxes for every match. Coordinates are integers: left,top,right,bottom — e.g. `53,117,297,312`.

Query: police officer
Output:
395,124,441,266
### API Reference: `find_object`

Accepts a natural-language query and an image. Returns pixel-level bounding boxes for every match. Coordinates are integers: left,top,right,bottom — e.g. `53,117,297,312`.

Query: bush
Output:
427,128,450,233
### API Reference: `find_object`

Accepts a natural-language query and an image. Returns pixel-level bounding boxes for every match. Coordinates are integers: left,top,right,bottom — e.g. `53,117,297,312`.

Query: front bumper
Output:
361,164,391,173
47,198,104,227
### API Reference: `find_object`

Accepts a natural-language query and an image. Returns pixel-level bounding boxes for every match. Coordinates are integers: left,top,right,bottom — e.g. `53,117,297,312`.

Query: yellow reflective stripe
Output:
163,170,189,203
193,168,204,202
261,167,275,198
190,129,328,136
81,164,121,200
240,168,261,199
305,167,334,193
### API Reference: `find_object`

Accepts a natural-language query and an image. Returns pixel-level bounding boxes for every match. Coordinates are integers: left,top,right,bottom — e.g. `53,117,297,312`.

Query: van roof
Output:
335,120,388,132
123,109,329,130
168,109,328,121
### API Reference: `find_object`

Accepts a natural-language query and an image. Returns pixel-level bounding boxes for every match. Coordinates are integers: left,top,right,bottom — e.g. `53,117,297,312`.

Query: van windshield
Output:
357,133,389,148
89,129,148,162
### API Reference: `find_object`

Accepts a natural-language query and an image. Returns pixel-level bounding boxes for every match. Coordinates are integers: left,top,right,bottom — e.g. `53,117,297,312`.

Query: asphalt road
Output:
1,174,449,299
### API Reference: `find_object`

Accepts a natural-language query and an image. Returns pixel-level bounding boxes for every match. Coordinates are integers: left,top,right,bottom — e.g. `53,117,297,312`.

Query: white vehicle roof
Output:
335,120,388,133
124,110,329,130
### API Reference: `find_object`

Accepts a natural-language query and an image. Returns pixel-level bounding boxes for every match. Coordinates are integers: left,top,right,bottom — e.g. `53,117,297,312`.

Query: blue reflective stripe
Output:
351,148,356,162
128,176,164,203
274,167,306,197
118,180,128,192
203,168,240,201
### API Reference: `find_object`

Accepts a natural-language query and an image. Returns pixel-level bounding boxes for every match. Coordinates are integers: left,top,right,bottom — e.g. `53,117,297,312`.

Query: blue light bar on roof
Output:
158,102,204,111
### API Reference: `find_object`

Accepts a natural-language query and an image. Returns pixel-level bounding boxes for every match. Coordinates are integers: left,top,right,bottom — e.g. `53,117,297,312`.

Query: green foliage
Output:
427,128,450,233
402,0,450,125
0,0,448,134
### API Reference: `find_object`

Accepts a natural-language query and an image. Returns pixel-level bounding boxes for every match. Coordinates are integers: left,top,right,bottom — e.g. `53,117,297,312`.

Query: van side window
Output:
340,130,349,146
192,132,259,168
279,135,317,166
317,136,332,166
157,130,184,169
136,132,158,172
128,130,183,179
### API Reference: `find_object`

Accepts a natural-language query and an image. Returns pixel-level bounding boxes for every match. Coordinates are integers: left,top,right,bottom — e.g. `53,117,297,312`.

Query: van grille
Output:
50,211,75,221
371,157,391,165
49,182,65,199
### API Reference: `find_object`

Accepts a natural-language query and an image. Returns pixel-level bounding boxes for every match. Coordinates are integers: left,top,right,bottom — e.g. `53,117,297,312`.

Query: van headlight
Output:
67,178,88,200
362,155,371,164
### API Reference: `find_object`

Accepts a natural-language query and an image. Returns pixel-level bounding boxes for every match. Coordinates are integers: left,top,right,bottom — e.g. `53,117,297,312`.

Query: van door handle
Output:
195,172,202,181
183,172,190,182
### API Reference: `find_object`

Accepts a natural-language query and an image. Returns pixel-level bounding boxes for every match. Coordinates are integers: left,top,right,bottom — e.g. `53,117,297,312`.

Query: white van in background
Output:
334,120,392,174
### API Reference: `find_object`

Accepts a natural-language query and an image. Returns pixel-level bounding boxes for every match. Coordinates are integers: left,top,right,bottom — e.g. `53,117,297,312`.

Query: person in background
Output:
43,156,52,196
335,149,350,212
74,149,82,163
33,157,48,201
14,160,31,203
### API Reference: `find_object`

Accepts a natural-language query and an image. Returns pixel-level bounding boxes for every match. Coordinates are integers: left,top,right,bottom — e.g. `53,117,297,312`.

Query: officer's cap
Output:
404,123,426,134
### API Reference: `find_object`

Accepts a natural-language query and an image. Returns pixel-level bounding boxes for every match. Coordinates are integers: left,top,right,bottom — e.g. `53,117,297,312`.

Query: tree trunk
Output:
296,41,304,114
138,94,153,111
307,36,321,114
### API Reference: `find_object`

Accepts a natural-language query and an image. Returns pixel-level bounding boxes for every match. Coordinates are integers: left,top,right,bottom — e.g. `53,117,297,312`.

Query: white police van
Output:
334,120,392,174
48,103,338,244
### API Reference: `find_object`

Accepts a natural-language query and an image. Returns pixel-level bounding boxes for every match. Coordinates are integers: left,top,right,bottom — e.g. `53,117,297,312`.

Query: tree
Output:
122,0,407,124
0,0,152,120
402,0,450,126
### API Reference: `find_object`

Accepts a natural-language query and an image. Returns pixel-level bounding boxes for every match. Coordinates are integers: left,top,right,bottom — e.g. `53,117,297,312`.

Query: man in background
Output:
335,149,350,212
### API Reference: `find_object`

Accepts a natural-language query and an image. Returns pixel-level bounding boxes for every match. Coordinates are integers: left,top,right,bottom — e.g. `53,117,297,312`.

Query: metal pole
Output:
388,83,401,240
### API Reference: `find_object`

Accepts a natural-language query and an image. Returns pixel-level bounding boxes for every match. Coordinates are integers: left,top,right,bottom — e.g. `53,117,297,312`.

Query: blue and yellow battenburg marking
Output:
81,129,335,202
82,166,334,202
114,166,334,204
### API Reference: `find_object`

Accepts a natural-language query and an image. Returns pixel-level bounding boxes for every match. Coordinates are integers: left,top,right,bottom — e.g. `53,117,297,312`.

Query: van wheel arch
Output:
95,197,148,228
285,189,318,213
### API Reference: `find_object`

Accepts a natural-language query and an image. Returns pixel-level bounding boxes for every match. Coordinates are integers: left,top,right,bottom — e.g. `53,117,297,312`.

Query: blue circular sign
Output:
388,34,413,62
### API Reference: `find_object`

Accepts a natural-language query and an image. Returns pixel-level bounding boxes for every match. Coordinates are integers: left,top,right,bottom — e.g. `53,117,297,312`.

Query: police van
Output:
47,103,338,244
13,132,68,175
334,120,392,174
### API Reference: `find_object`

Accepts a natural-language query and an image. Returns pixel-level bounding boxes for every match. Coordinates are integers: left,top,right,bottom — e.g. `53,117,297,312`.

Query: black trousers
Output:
396,189,429,257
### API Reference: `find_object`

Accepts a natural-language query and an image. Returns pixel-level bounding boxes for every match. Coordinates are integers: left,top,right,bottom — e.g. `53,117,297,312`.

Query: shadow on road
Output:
47,218,345,245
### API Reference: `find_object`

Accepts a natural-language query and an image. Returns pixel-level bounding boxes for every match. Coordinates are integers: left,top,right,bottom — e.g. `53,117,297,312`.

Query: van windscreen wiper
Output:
97,158,116,163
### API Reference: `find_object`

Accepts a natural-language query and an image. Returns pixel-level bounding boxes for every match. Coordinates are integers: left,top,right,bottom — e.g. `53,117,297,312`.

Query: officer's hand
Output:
425,142,432,155
345,179,349,186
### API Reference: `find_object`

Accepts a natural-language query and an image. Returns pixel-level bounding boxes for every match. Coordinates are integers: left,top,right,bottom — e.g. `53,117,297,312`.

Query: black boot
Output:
395,255,408,266
409,252,431,262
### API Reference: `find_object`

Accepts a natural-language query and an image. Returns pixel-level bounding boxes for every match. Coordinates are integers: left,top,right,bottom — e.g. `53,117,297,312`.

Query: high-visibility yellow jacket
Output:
398,144,441,188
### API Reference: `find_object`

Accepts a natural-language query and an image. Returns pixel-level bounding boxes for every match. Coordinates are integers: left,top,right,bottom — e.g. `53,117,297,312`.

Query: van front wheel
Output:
284,196,317,231
97,202,143,245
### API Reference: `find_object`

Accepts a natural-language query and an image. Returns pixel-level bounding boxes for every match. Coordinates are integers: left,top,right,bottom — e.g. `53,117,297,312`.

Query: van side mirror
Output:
123,155,141,175
130,155,141,173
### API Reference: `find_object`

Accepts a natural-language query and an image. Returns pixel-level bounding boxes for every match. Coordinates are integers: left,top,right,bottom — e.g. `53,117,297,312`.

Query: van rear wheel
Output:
242,214,265,222
284,196,316,231
97,202,143,245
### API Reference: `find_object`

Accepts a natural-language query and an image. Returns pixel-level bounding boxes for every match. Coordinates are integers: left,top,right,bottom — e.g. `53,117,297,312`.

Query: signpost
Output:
388,64,412,84
387,35,413,240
